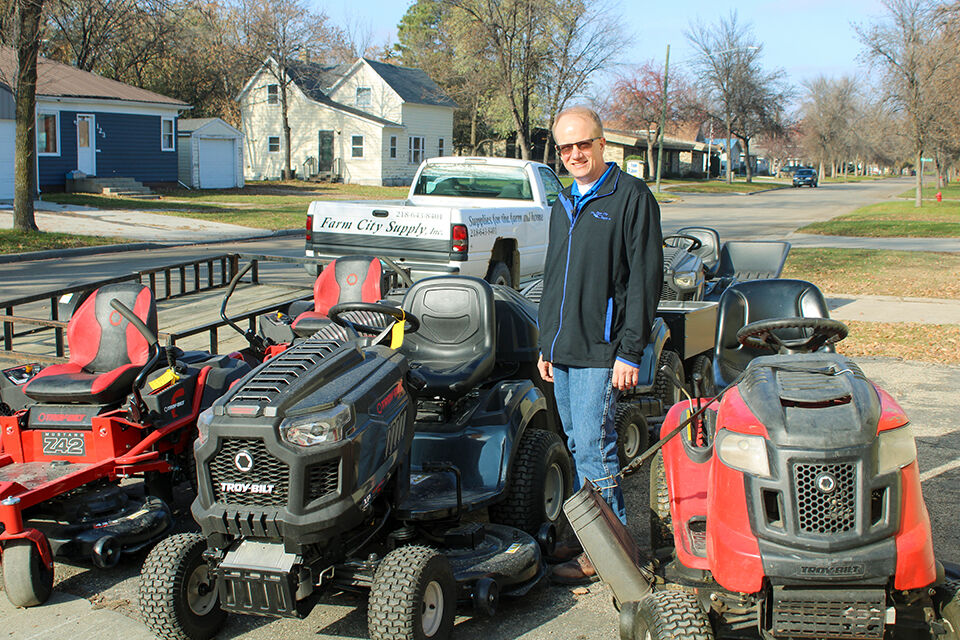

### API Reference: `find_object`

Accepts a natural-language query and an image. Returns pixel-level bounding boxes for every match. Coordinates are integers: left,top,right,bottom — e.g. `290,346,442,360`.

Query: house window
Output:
36,112,59,155
352,135,364,158
438,138,445,157
268,136,280,153
390,136,397,159
267,84,279,105
409,135,424,164
356,87,371,107
161,117,175,151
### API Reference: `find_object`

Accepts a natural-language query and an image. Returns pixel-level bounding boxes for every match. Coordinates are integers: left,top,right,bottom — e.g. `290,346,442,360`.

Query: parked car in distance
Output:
793,167,818,187
778,165,801,177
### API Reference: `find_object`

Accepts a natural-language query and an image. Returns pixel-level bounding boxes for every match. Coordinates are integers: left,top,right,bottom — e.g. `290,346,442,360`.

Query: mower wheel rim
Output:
421,580,444,636
186,564,218,617
623,420,642,459
543,462,564,522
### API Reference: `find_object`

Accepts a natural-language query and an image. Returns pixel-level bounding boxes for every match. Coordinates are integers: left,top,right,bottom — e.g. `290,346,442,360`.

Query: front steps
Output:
69,177,160,199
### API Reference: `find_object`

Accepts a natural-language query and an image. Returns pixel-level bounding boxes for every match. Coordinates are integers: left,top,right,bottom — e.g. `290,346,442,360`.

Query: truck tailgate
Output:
307,201,455,258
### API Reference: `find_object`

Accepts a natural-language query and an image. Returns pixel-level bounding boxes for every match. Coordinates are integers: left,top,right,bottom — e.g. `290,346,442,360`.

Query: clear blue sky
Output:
325,0,888,93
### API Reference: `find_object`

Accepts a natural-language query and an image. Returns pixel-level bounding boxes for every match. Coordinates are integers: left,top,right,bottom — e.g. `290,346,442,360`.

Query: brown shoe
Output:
550,553,599,585
547,538,583,564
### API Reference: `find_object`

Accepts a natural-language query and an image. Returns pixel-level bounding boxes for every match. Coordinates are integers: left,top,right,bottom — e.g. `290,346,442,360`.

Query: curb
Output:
0,228,305,264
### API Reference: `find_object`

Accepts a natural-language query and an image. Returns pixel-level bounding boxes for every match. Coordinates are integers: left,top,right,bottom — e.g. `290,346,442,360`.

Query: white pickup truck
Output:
304,156,564,287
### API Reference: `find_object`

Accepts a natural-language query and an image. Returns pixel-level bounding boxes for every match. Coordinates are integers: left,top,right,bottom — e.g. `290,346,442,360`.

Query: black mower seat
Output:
713,279,831,390
23,283,158,404
713,240,792,281
399,276,496,398
676,226,721,274
291,255,387,337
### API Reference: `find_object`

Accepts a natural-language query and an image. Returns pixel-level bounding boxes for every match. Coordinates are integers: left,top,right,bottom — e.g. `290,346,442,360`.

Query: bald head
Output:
553,106,603,138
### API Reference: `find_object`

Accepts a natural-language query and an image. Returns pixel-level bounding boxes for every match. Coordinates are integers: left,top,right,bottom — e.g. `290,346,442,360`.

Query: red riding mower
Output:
0,283,250,607
565,278,960,640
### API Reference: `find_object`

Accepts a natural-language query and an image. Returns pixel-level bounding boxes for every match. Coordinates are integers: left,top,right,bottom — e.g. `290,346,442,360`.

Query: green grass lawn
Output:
41,182,409,230
820,175,887,183
897,184,960,200
0,229,130,254
797,200,960,237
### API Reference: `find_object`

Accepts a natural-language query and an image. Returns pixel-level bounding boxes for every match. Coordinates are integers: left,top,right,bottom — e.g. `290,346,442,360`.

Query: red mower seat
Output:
23,283,158,405
291,256,387,337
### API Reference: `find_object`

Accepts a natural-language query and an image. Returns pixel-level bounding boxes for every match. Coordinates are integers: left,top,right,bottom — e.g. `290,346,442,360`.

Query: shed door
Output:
318,130,334,172
198,138,236,189
0,120,13,199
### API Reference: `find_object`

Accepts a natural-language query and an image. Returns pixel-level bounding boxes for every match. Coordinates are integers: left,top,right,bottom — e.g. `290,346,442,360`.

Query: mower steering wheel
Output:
663,234,703,251
737,317,848,354
328,301,420,337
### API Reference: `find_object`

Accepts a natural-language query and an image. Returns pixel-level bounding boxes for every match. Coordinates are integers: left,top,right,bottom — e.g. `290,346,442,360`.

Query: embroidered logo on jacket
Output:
592,211,611,221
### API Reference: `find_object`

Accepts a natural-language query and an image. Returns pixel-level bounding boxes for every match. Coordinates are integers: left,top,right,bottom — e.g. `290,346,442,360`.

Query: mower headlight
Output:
876,424,917,474
716,430,771,478
672,271,698,290
280,405,352,447
196,407,214,447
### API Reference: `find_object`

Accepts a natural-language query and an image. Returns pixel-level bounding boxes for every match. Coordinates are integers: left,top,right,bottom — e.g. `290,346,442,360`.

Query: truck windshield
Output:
413,164,533,200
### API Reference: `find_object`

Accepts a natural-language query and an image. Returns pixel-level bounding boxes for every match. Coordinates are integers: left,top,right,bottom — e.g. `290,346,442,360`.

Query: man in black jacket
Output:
538,106,662,583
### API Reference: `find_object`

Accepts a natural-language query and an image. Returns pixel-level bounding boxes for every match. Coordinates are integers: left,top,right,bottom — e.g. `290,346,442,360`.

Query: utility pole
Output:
655,44,670,193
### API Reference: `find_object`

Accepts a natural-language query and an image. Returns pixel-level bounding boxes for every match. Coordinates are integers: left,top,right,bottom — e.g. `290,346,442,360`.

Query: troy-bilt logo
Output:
219,482,275,495
36,413,86,423
799,564,865,577
375,381,405,415
164,388,186,417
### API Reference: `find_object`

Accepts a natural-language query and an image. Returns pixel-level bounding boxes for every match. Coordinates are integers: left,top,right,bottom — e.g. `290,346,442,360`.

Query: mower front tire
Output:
615,402,649,466
632,590,714,639
368,545,456,640
139,533,224,640
649,451,674,553
488,428,572,534
2,539,54,607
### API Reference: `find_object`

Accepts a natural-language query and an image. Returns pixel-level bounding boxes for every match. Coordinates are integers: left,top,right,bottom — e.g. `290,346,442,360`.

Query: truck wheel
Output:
938,580,960,638
485,261,513,288
139,533,224,640
368,545,456,640
488,428,572,535
649,451,674,552
2,540,54,608
688,355,715,398
653,350,684,414
632,590,714,639
615,402,649,466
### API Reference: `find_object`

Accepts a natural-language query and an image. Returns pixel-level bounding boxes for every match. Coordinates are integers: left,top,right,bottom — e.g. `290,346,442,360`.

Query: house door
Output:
318,130,334,172
76,114,96,176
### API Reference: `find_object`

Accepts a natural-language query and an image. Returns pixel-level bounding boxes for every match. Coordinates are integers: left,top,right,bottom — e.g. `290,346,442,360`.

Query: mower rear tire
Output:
615,402,649,466
654,351,685,414
2,540,54,607
649,451,674,552
632,590,714,639
368,545,456,640
488,428,572,534
139,533,224,640
688,355,715,398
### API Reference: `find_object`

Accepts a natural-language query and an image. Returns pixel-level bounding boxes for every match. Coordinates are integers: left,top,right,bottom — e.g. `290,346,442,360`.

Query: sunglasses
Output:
555,137,601,156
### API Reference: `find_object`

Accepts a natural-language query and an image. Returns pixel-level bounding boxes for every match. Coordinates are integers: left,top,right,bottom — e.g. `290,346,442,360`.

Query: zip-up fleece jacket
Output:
538,163,663,368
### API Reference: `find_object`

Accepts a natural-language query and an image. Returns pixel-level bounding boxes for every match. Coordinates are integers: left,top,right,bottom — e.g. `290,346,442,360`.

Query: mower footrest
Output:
771,586,886,639
217,565,301,618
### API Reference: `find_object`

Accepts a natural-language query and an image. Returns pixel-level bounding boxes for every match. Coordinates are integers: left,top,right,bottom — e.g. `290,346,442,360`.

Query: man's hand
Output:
612,359,639,390
537,354,553,382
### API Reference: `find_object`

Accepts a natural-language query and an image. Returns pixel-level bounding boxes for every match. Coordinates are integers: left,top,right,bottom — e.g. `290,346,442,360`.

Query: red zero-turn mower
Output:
565,278,960,640
0,283,250,607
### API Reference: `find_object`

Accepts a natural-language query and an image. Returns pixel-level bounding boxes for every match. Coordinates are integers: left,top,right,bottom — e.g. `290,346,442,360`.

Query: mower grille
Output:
795,462,857,534
771,587,885,639
228,338,343,405
305,460,340,503
210,438,289,507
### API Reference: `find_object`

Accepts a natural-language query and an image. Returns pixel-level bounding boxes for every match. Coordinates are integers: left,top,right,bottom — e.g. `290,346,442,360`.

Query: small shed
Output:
177,118,244,189
0,82,14,200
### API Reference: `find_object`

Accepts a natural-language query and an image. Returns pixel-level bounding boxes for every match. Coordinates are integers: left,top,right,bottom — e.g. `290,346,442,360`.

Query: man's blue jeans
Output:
552,364,626,524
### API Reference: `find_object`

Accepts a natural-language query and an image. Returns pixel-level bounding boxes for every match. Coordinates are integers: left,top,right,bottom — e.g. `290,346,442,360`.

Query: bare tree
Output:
232,0,336,179
538,0,628,167
801,75,859,179
856,0,959,206
9,0,45,232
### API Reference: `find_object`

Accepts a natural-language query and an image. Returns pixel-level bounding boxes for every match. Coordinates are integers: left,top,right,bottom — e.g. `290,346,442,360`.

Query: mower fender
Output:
633,318,670,392
895,460,938,590
500,380,547,472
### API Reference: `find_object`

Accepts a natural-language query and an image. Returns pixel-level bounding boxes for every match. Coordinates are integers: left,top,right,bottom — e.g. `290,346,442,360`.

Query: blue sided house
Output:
0,46,189,193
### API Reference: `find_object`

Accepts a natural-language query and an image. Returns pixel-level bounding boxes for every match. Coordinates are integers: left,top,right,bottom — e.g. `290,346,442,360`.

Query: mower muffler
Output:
563,479,652,605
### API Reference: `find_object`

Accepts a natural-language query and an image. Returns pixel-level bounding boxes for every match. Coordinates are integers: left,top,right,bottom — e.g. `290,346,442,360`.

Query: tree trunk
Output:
280,82,292,180
470,106,478,155
13,0,44,232
725,116,733,184
645,136,655,181
542,115,554,165
818,160,824,181
915,149,922,208
742,137,752,183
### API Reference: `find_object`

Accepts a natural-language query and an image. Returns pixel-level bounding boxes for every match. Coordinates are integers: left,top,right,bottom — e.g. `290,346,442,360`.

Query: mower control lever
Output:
220,262,269,354
109,299,162,424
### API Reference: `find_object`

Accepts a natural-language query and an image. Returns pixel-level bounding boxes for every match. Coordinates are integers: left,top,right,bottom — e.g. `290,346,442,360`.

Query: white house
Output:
237,57,456,186
0,82,13,200
177,118,244,189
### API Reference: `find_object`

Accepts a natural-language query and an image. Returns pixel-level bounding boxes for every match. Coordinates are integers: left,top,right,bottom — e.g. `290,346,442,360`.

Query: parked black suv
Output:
792,167,818,187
